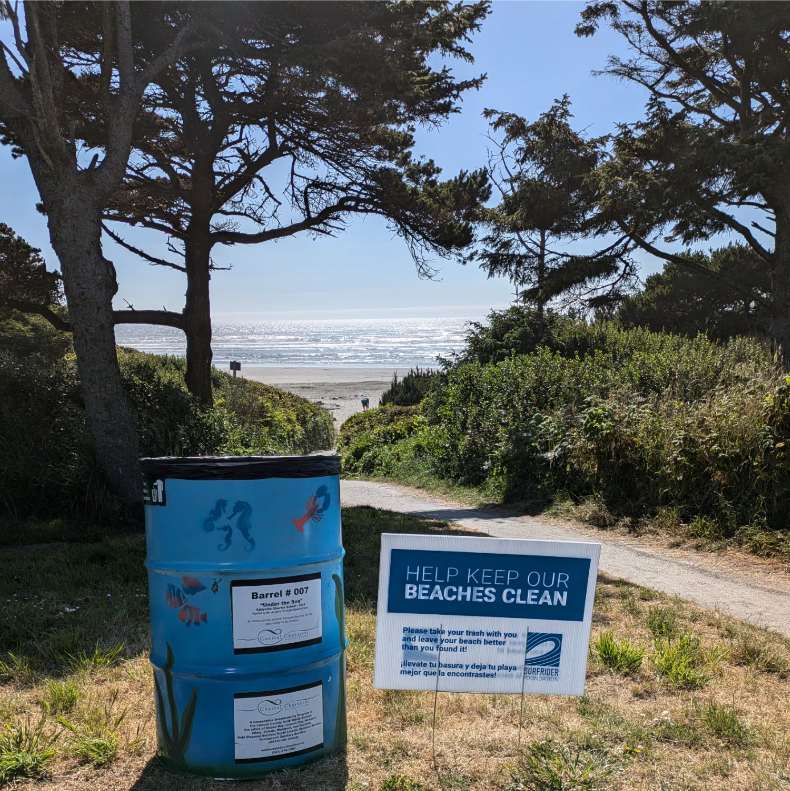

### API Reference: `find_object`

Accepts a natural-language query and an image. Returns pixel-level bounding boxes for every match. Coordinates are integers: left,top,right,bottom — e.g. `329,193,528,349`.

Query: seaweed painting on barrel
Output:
333,572,347,748
154,643,198,770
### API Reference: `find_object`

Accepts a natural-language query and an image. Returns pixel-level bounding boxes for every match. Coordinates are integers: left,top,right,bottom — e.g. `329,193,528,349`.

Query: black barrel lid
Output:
139,454,341,480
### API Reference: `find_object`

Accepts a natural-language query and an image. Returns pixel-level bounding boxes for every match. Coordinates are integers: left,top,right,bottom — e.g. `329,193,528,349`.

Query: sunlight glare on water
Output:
114,317,477,367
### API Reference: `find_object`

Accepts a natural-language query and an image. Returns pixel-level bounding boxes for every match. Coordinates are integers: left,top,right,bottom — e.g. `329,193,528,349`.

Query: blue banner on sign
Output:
387,549,590,621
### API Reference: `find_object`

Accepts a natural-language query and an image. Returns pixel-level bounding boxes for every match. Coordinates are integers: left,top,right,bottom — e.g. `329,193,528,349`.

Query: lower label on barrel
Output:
231,573,322,654
233,681,324,763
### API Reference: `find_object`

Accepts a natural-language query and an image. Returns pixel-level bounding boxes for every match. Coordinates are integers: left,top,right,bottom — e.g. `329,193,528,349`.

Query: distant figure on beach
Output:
361,396,369,411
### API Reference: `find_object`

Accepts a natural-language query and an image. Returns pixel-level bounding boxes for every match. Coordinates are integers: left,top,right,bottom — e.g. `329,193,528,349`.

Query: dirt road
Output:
341,479,790,637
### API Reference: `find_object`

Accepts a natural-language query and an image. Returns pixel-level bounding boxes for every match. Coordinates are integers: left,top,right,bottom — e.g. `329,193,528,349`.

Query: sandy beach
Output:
240,366,413,428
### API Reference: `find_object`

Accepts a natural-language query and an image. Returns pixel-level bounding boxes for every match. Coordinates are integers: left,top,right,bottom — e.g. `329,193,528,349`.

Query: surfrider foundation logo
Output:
524,633,562,681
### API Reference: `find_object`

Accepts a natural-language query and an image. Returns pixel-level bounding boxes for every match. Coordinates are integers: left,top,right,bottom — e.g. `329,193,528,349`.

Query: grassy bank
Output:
339,322,790,557
1,508,789,790
0,316,334,521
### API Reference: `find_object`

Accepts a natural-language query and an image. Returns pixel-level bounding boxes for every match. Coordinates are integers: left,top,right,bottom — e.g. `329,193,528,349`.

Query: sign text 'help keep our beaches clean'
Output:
374,534,600,695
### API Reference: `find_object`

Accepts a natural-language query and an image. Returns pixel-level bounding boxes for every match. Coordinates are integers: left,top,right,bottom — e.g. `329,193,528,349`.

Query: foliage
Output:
475,98,634,313
0,717,58,781
507,740,613,791
380,367,443,407
619,245,771,340
456,306,578,365
594,632,643,676
338,406,424,476
0,345,334,520
0,312,71,360
344,313,790,549
94,1,491,401
0,224,63,326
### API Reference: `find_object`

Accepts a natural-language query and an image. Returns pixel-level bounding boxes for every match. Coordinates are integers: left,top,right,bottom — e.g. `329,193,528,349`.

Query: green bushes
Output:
0,346,334,520
341,318,790,550
338,406,424,476
379,367,443,407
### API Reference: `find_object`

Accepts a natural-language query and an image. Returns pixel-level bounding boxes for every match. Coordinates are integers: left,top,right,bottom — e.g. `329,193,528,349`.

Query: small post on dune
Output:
230,360,241,378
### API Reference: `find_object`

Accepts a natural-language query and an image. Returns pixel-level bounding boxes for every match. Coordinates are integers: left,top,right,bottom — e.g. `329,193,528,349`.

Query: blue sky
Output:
0,2,656,321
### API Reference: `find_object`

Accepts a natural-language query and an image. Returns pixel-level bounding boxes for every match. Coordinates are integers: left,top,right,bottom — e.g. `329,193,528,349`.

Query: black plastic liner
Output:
140,454,341,480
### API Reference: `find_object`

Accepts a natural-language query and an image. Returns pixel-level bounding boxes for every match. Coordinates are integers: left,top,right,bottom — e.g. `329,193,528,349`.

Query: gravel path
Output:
342,479,790,637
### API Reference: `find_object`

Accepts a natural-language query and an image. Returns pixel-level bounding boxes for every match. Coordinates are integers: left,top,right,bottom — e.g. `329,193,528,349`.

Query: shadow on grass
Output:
0,506,481,671
129,751,349,790
342,504,490,612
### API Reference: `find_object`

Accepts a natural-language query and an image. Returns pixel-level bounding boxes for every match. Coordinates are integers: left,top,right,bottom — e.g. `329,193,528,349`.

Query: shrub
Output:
380,367,443,407
342,314,790,550
0,345,334,520
594,631,643,675
338,406,423,476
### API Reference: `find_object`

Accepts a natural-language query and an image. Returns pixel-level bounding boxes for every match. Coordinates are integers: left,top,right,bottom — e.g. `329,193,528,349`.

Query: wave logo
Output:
525,633,562,668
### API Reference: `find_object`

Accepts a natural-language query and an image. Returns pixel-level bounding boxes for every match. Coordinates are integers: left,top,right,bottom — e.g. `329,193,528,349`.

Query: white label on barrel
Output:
233,681,324,763
231,573,322,654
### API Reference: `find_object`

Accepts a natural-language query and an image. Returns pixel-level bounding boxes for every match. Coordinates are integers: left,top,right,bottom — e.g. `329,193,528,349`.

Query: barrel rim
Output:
139,454,341,480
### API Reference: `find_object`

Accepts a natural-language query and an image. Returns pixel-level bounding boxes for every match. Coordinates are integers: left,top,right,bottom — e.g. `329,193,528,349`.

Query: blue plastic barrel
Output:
140,455,346,779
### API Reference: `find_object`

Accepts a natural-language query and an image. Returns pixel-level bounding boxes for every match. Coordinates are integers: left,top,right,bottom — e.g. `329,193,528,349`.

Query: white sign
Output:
231,574,322,654
233,681,324,763
374,533,600,696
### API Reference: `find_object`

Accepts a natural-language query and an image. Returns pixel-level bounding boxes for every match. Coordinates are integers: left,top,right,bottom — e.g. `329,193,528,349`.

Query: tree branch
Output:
623,224,770,306
113,309,184,328
102,223,187,272
5,299,71,331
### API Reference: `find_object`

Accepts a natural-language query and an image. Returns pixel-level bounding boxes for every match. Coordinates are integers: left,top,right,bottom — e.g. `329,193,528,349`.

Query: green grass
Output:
507,741,614,791
1,508,788,790
697,701,751,746
594,632,643,675
651,634,711,690
59,691,138,767
0,716,58,781
381,776,428,791
40,680,80,715
645,607,679,640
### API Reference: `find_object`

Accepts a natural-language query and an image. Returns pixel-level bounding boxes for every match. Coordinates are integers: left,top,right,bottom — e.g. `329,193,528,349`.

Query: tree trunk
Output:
537,228,546,322
183,232,214,406
47,192,142,510
771,210,790,368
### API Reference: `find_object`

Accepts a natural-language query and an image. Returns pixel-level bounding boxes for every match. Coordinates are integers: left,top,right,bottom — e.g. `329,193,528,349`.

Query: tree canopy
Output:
618,244,771,339
93,1,492,402
0,223,66,328
474,97,635,316
577,0,790,356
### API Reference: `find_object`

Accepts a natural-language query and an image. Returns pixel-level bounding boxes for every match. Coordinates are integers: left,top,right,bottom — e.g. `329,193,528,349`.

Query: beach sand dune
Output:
239,366,413,428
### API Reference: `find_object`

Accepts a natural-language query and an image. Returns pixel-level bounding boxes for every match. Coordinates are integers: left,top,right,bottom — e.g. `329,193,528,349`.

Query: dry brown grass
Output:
2,509,790,790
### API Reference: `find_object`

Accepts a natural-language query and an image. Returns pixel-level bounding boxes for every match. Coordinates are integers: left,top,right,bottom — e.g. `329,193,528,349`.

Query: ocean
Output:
114,317,477,367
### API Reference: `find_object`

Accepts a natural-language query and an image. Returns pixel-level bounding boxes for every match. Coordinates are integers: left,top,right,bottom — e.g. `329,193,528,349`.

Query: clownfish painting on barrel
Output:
178,604,208,627
164,576,210,628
